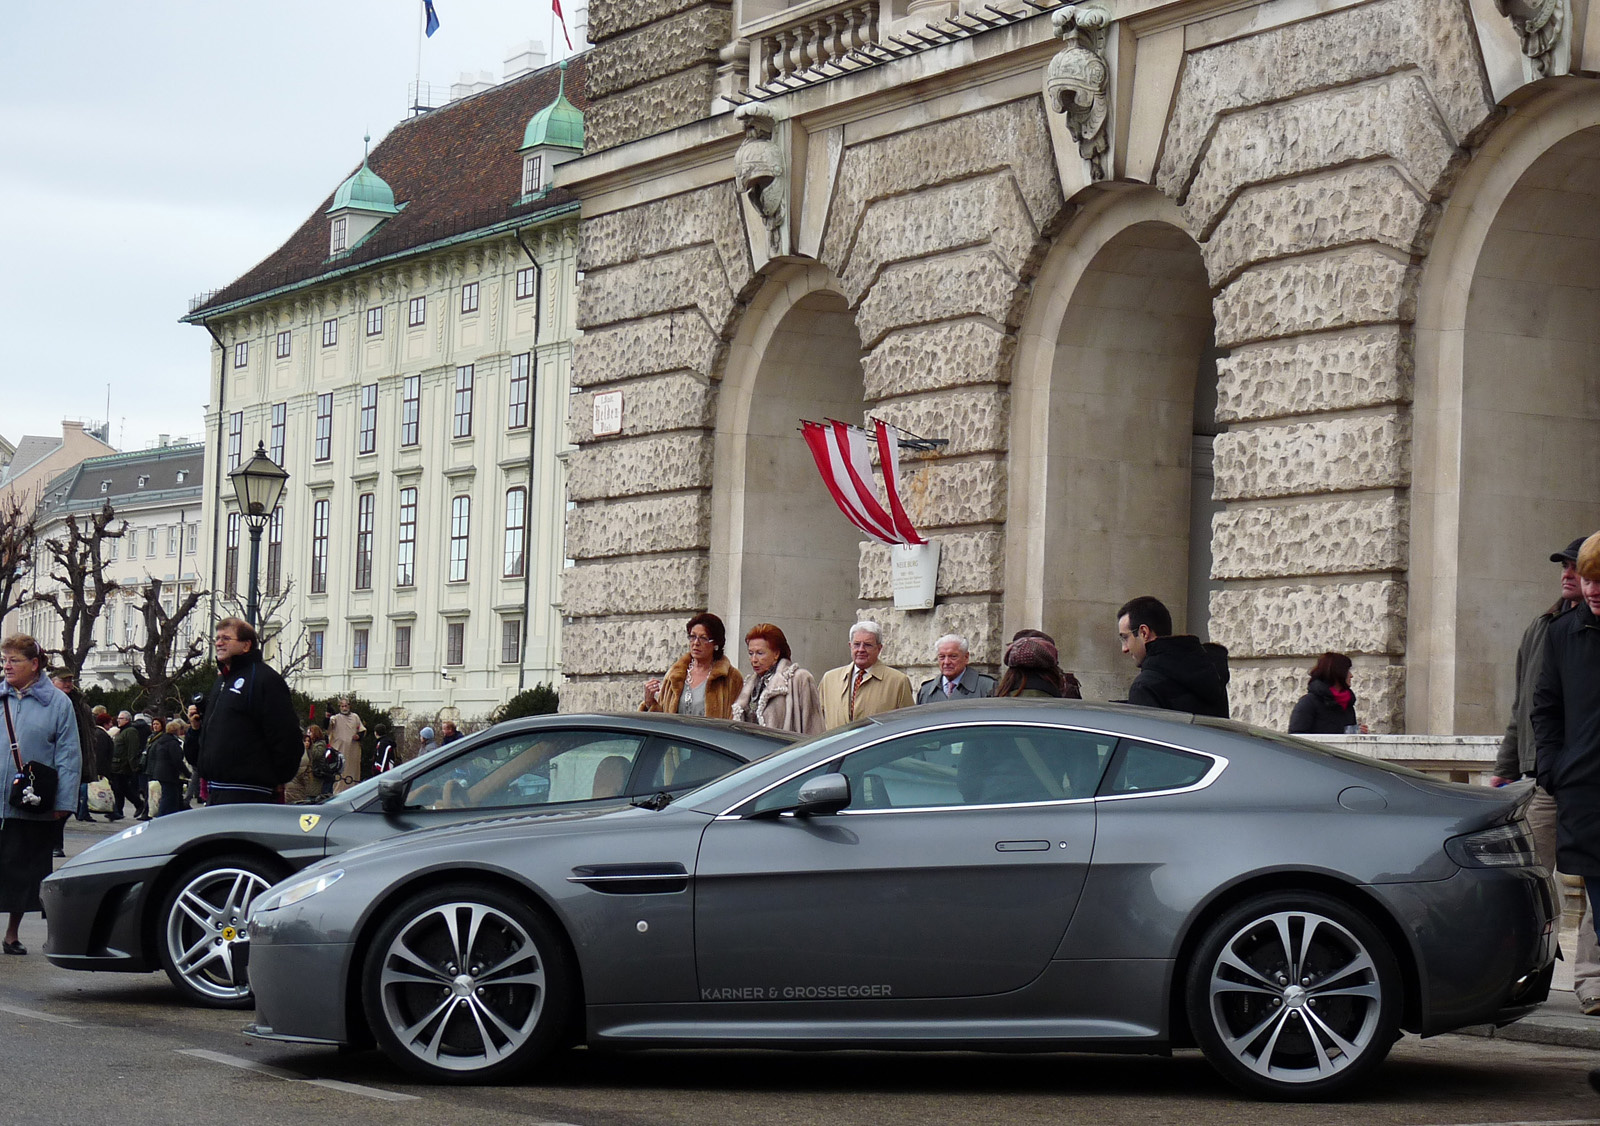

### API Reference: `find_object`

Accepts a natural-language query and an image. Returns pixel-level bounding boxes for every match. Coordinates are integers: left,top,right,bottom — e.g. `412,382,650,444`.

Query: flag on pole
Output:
552,0,573,49
423,0,440,37
800,419,925,546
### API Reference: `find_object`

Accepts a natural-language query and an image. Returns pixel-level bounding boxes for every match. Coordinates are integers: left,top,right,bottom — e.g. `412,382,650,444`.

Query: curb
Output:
1457,991,1600,1051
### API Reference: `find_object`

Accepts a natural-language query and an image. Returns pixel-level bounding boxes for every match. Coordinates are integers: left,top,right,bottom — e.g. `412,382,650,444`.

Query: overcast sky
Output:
1,0,583,456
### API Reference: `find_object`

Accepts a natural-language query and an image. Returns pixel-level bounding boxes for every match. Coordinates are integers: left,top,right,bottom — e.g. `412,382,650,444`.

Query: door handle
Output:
995,840,1051,852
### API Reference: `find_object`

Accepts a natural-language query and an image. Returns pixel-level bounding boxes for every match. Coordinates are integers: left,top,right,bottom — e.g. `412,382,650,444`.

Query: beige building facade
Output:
557,0,1600,733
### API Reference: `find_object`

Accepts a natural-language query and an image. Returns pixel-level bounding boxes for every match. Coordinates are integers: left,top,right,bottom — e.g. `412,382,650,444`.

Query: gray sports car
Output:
243,701,1555,1099
41,713,790,1008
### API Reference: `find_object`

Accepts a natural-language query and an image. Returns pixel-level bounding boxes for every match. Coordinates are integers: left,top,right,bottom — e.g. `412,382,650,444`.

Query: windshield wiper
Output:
629,790,674,811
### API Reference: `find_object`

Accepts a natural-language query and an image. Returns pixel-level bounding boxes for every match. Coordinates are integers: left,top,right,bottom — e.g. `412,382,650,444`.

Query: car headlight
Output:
252,869,344,915
1446,822,1539,868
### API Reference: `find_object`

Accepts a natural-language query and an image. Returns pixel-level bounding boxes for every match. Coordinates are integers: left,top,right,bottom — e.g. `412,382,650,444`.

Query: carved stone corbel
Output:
1044,4,1112,182
1497,0,1569,79
734,103,788,257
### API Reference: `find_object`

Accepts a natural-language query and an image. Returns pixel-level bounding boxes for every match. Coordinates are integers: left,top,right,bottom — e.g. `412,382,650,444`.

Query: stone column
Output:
1153,0,1498,730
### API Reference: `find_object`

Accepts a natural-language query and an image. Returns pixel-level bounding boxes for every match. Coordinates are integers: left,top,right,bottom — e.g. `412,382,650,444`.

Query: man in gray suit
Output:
916,634,996,703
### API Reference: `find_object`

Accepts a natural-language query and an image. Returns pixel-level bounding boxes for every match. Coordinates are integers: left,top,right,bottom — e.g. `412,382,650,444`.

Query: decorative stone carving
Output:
1497,0,1567,78
734,103,787,256
1044,4,1111,181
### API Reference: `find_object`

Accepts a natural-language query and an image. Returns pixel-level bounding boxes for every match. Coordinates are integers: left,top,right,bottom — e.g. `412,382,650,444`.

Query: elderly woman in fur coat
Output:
730,622,824,735
641,613,743,719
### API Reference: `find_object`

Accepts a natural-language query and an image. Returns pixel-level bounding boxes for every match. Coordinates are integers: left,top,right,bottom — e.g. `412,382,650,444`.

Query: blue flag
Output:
423,0,440,37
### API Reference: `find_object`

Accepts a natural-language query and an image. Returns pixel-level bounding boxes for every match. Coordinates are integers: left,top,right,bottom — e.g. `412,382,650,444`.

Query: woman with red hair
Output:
731,623,824,735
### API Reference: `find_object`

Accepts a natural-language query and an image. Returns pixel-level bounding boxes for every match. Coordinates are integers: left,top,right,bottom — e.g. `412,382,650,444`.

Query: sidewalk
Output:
1459,920,1600,1050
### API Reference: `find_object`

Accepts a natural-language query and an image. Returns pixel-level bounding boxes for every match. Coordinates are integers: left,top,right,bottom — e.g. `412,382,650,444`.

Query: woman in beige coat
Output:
731,623,824,735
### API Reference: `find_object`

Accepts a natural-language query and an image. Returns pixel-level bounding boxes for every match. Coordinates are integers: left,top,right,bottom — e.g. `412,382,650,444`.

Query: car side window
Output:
404,732,647,810
743,725,1114,815
636,738,741,794
1097,739,1211,796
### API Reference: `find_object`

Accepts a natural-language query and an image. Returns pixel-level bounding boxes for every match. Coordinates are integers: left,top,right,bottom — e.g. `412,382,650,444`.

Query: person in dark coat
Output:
1116,596,1229,718
195,618,302,805
1288,652,1364,734
994,630,1081,698
145,719,189,817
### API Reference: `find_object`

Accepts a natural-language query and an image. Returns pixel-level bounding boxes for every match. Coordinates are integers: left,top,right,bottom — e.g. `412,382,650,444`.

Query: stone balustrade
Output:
750,2,881,86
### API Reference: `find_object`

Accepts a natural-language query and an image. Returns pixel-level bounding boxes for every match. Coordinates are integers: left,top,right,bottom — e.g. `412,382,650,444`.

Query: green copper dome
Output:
520,61,584,152
328,140,400,216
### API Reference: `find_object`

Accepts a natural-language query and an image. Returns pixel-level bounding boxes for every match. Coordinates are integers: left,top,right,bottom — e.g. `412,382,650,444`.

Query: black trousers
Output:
106,771,146,818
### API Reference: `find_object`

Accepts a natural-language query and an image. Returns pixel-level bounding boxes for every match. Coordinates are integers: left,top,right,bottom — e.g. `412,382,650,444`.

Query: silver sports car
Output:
244,701,1555,1099
42,713,790,1007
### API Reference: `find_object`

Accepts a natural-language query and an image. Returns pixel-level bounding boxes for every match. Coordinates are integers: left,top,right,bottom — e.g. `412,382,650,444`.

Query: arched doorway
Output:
1009,191,1215,701
1413,87,1600,733
710,266,866,675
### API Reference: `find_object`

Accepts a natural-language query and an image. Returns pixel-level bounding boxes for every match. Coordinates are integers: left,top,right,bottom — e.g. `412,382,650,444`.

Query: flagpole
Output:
414,2,424,111
549,3,557,62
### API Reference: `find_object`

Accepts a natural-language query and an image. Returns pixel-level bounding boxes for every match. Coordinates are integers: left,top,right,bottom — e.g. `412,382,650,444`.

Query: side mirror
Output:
794,772,850,816
377,775,410,814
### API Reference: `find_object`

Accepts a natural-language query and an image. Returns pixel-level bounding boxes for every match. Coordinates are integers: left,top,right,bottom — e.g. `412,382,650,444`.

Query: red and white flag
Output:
552,0,573,49
801,419,925,546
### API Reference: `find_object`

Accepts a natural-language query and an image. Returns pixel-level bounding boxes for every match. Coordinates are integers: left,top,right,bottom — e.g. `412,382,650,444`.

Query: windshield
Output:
679,717,876,809
336,743,456,807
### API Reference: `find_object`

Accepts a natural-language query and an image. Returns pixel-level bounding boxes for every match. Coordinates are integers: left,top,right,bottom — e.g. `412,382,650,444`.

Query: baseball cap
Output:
1552,537,1589,563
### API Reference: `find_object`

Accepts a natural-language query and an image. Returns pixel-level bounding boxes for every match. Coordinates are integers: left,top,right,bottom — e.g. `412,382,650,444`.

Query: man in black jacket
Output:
1116,595,1229,718
196,617,302,805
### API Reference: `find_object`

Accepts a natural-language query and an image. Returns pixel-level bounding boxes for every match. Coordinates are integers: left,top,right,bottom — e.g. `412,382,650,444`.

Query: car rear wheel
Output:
157,853,287,1008
362,884,572,1083
1186,891,1400,1100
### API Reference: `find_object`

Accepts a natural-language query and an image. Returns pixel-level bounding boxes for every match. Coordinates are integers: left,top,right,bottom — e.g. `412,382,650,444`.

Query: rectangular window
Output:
515,266,536,300
452,365,474,438
358,382,378,454
331,215,348,253
501,618,521,664
187,523,199,555
446,621,465,666
275,330,291,359
309,629,325,670
265,507,283,595
366,306,384,336
449,495,470,582
521,153,542,195
507,352,531,430
147,527,158,558
224,513,240,597
401,374,420,447
407,296,426,327
322,318,338,347
227,411,243,471
167,525,179,556
109,536,118,562
269,402,286,465
503,487,526,578
394,624,412,668
396,486,417,587
311,498,329,594
354,492,374,590
460,282,479,314
314,392,332,462
233,341,248,368
351,627,369,670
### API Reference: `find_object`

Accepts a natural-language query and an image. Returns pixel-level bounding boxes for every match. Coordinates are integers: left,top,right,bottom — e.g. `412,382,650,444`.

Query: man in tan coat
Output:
819,621,914,730
326,697,366,793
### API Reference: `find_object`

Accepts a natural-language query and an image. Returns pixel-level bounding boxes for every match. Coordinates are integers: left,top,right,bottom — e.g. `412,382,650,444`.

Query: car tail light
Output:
1445,821,1539,868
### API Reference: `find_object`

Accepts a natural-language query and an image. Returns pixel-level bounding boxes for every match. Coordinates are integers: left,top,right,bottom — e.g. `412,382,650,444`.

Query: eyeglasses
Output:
1,656,36,667
688,633,714,644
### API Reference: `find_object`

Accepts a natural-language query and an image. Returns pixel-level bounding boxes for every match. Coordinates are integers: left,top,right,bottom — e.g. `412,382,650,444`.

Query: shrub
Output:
490,683,560,724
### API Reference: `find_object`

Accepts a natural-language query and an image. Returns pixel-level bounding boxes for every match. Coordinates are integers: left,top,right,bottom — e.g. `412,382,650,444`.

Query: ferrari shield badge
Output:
299,813,321,832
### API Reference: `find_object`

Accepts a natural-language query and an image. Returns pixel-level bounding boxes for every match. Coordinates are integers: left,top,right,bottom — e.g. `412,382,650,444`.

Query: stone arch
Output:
709,262,866,674
1412,83,1600,734
1007,186,1215,701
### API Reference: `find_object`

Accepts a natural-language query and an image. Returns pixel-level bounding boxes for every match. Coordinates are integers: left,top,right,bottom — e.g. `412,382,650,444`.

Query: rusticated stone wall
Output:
1157,0,1499,729
584,1,729,151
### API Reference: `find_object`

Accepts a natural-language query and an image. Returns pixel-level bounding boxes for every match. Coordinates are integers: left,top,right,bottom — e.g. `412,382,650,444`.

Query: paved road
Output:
10,821,1600,1126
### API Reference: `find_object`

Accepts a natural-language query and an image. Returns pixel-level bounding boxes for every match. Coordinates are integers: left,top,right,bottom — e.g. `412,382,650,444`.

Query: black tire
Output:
361,883,573,1083
156,852,288,1008
1185,890,1401,1100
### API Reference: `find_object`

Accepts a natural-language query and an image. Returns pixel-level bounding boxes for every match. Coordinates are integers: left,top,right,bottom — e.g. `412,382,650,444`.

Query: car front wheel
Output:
157,853,287,1008
1185,891,1400,1100
362,884,573,1083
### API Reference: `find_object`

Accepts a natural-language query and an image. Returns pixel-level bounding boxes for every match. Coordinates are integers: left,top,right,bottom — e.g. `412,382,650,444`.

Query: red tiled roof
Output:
187,55,588,319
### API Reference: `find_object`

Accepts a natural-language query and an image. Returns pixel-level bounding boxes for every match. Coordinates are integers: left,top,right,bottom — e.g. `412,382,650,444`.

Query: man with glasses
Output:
1116,595,1229,718
192,618,302,805
820,621,914,730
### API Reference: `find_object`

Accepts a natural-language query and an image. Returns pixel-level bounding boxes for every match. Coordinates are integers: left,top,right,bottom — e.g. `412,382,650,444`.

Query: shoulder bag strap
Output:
2,696,23,772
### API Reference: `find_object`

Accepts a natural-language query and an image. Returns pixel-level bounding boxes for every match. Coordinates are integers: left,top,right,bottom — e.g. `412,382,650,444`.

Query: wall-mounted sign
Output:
593,390,623,437
891,541,939,610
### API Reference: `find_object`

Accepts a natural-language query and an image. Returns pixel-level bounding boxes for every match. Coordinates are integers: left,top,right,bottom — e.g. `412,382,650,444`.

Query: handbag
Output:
3,696,59,812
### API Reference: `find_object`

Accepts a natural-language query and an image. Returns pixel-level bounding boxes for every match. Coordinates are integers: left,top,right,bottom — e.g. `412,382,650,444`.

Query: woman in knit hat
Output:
994,629,1081,699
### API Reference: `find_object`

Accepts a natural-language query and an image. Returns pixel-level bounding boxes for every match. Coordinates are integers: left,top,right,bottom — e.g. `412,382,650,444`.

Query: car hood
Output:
63,800,356,867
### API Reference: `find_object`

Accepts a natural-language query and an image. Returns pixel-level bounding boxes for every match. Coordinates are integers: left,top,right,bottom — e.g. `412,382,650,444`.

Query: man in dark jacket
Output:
1116,595,1229,718
196,617,302,805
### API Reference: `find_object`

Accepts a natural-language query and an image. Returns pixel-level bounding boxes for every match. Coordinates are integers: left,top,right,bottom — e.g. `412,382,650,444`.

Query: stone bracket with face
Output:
1044,4,1112,182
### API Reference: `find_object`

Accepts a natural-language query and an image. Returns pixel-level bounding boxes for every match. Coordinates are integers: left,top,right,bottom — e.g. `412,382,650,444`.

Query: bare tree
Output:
33,502,124,677
0,492,38,626
117,576,208,716
216,578,313,681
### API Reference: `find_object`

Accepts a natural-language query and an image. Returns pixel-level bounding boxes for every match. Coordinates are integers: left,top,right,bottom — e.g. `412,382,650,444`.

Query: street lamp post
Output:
228,441,289,631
